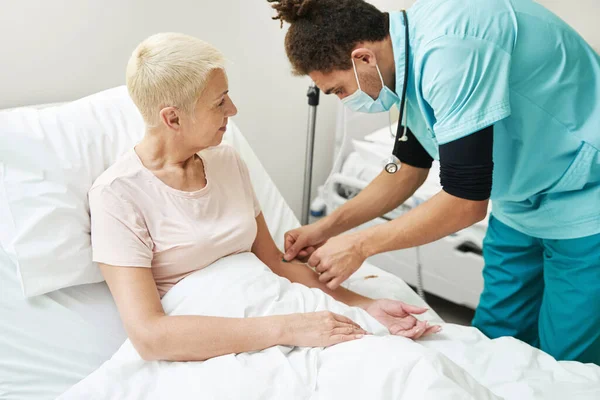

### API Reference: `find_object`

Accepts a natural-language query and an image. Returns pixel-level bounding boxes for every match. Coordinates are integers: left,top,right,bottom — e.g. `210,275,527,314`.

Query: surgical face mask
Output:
341,59,399,113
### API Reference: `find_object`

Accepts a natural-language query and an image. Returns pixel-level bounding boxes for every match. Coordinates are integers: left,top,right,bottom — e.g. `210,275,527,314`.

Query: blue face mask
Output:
342,59,399,113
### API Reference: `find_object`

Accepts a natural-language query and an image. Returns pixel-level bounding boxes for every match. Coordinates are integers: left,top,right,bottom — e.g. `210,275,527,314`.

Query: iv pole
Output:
301,83,320,226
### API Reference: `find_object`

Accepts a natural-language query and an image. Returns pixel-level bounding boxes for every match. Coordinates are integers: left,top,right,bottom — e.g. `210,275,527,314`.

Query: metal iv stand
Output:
301,83,320,226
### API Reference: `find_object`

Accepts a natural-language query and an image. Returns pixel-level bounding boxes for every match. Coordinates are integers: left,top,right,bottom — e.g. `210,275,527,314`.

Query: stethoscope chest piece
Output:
384,155,401,174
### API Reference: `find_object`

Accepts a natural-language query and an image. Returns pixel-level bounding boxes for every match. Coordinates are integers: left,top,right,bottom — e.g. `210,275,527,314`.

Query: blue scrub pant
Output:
472,215,600,365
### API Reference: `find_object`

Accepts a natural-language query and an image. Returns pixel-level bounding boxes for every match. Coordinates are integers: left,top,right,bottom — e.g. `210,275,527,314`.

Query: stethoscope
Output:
383,9,410,174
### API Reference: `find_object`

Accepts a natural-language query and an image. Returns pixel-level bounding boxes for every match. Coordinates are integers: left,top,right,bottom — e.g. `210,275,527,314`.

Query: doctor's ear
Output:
351,48,377,66
159,107,181,130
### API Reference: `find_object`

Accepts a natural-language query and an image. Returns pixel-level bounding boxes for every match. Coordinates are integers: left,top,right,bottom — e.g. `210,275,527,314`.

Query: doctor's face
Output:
309,63,386,101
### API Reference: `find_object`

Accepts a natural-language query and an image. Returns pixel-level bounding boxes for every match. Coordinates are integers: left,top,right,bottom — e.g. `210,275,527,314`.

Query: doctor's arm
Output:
326,128,432,235
284,129,431,261
359,191,488,257
311,126,493,289
358,127,492,256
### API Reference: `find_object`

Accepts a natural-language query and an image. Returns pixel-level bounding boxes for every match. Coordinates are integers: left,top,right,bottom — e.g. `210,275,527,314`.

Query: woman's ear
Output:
351,47,377,66
159,107,180,130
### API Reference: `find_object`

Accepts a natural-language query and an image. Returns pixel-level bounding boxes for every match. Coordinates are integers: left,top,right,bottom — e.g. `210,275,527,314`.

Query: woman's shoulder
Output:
201,143,245,167
89,149,144,198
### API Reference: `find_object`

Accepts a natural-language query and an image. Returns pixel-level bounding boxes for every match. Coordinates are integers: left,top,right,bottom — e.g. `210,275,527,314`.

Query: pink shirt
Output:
89,144,261,297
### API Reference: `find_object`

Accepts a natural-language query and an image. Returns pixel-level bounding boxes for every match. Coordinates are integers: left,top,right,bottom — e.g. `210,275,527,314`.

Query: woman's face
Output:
182,68,238,150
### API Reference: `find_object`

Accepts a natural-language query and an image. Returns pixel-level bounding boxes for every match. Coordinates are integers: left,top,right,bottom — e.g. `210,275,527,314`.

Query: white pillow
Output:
0,86,145,297
0,86,301,298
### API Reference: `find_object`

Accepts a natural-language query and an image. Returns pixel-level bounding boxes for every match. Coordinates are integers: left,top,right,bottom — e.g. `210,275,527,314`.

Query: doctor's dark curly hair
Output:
268,0,389,75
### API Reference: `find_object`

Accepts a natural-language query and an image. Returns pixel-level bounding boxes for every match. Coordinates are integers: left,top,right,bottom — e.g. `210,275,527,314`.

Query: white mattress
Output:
0,245,126,399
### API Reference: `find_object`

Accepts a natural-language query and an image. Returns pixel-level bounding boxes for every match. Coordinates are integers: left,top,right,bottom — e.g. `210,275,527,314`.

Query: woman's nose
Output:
227,97,238,117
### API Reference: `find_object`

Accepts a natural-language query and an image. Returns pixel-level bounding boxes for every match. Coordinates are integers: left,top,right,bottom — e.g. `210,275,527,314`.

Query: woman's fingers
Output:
423,324,442,336
400,303,429,315
329,333,365,346
413,321,429,339
326,314,367,346
332,326,367,336
331,313,362,329
394,320,428,338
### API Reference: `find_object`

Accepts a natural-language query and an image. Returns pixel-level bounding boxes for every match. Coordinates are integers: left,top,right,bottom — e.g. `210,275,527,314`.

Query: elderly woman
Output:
89,32,439,362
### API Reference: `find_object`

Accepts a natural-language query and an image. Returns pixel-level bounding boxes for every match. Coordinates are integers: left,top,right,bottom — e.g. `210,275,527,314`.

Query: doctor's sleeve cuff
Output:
439,125,494,201
392,127,434,169
420,35,512,145
436,101,510,145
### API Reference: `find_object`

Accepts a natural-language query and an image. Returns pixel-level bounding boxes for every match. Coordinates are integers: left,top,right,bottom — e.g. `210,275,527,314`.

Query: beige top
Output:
89,144,261,297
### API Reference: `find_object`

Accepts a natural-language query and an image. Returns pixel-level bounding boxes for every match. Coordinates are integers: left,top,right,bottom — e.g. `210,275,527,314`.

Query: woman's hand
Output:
364,299,441,339
280,311,368,347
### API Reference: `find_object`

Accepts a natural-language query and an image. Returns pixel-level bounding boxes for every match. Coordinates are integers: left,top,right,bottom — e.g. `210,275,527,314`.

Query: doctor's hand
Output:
364,299,442,339
284,221,330,262
307,233,366,290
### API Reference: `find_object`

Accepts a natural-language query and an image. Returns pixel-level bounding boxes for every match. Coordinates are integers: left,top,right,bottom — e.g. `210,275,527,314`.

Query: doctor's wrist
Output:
317,214,340,239
354,231,377,260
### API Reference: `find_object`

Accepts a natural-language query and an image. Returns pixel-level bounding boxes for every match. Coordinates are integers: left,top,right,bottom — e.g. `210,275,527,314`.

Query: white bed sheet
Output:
59,253,600,400
0,244,438,400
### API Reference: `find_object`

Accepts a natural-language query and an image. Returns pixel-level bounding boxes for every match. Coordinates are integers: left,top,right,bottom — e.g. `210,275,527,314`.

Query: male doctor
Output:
269,0,600,364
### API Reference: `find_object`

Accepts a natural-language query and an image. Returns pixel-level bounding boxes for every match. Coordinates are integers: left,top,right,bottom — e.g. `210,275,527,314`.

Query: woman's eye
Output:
218,99,225,107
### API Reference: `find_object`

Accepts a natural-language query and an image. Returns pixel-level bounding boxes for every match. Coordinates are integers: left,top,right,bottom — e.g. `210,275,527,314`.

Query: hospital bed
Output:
1,87,599,399
0,87,438,399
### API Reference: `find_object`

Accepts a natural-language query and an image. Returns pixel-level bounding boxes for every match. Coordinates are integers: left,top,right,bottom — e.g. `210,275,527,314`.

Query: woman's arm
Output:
101,264,366,361
252,213,441,338
101,264,286,361
252,213,373,309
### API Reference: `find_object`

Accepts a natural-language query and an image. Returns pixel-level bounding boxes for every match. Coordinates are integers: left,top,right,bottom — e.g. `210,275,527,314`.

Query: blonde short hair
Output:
126,33,225,126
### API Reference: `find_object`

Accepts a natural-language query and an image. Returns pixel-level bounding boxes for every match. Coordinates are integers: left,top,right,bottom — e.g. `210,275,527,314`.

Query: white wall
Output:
0,0,598,219
0,0,339,217
539,0,600,52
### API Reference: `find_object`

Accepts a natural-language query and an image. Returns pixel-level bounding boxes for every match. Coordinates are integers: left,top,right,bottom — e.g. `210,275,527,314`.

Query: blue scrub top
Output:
392,0,600,239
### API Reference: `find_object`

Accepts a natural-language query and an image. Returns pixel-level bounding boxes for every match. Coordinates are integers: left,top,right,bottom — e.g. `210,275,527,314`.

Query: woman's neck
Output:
135,127,208,192
136,127,205,171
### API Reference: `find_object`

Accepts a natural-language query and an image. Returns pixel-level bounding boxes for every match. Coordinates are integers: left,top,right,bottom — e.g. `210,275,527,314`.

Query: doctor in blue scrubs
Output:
269,0,600,364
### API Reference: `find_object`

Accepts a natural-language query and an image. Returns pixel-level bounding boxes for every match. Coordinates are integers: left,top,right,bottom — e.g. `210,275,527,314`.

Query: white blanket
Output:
60,254,600,400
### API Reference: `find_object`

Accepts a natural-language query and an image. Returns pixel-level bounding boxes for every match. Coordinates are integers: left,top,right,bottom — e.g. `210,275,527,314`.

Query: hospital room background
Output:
1,0,600,399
